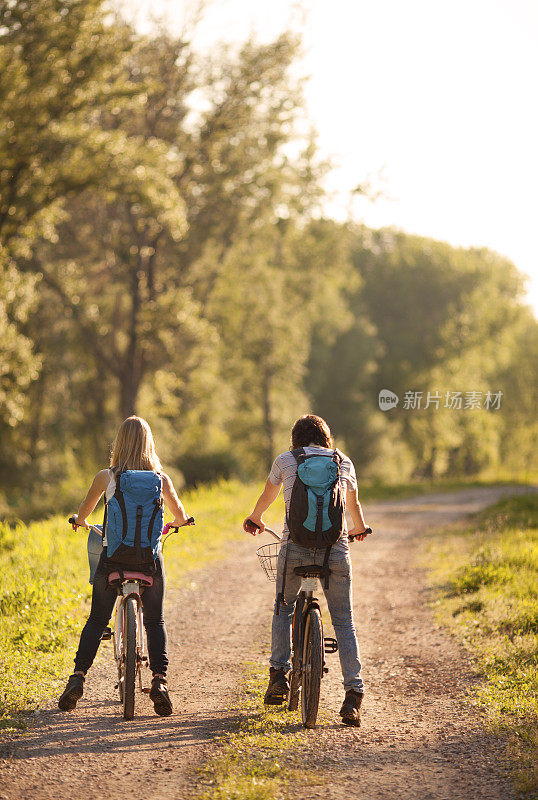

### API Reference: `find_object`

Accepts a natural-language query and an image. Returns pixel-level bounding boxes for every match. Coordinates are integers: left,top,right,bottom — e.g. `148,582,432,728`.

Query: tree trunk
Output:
262,367,275,473
119,370,141,419
118,261,144,419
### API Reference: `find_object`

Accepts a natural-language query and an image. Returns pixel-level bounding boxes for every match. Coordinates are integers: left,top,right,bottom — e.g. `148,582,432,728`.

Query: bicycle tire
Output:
113,599,123,702
123,597,137,720
117,666,124,703
301,607,323,729
288,661,301,711
288,594,305,711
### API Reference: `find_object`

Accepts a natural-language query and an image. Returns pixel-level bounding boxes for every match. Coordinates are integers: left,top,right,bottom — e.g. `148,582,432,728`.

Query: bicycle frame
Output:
81,522,148,679
111,582,148,696
261,527,338,727
263,526,332,651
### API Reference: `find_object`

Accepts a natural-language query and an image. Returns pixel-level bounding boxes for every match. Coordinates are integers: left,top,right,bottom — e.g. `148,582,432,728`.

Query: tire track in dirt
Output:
0,486,530,799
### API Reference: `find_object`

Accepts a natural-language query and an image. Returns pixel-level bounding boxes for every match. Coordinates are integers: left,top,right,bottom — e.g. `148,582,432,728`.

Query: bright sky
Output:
123,0,538,315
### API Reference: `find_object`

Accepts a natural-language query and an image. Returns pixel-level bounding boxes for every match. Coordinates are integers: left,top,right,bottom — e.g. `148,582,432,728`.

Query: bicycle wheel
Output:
301,607,323,729
113,600,124,702
288,594,305,711
123,596,137,720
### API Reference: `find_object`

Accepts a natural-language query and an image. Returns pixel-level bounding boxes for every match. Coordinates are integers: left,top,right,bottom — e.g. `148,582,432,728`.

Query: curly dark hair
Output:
291,415,333,450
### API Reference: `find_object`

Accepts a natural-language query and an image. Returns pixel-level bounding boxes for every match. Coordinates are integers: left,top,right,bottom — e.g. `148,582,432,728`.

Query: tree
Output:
309,226,531,478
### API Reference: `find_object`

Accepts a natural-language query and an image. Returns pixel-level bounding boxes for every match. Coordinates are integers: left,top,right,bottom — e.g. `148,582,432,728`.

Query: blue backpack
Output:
104,470,164,565
287,448,345,549
277,448,345,610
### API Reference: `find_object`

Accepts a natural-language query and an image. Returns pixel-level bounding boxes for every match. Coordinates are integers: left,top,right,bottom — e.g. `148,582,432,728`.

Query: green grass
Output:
162,479,284,584
0,479,282,727
0,517,91,727
358,475,536,504
197,664,330,800
424,493,538,796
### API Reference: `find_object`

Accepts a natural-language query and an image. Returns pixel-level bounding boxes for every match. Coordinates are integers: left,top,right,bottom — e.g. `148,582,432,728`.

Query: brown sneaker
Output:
264,668,289,705
339,689,363,726
150,674,173,717
58,672,85,711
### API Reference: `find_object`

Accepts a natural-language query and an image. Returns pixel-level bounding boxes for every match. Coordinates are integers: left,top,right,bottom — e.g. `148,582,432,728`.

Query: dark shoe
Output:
58,673,85,711
264,667,289,705
150,675,173,717
339,689,363,726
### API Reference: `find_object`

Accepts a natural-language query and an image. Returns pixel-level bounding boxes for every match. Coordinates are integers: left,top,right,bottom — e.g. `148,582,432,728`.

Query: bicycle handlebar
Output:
163,518,195,536
245,519,281,541
68,516,195,536
263,526,281,542
68,516,103,536
245,517,372,543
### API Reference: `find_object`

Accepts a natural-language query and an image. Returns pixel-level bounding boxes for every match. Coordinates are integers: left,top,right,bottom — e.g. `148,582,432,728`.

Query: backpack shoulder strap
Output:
332,449,344,465
290,447,306,464
112,470,128,540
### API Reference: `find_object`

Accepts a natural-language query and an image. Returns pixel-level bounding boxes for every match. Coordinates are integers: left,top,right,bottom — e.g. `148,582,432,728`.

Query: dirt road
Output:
0,487,525,799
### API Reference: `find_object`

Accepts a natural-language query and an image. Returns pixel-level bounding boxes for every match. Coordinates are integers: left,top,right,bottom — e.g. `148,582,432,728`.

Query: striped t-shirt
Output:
269,446,358,549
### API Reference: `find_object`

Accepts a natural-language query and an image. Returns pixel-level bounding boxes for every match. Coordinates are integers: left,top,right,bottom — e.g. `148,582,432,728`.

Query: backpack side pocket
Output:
105,496,123,558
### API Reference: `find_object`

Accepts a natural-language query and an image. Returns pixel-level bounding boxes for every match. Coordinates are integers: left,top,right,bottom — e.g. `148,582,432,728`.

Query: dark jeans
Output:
74,550,168,676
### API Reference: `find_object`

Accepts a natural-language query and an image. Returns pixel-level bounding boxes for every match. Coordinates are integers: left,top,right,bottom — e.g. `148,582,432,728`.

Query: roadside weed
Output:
425,493,538,796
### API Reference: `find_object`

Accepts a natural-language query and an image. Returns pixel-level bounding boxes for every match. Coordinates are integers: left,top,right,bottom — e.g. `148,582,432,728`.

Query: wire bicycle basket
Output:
256,542,280,582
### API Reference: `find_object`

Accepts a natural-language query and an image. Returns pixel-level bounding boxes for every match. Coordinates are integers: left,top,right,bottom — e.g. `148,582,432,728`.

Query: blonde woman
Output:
58,416,191,717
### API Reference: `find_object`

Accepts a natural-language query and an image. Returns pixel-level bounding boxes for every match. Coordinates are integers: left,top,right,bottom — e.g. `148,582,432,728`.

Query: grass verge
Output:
359,475,536,503
162,479,283,584
424,492,538,796
196,664,331,800
0,517,91,728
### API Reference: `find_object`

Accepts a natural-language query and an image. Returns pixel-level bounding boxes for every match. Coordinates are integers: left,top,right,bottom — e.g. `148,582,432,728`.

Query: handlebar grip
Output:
349,526,373,540
168,517,195,533
245,518,261,532
68,516,76,525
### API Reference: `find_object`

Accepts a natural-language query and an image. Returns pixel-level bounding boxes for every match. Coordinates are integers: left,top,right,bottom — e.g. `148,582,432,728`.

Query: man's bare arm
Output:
243,478,281,533
346,486,370,541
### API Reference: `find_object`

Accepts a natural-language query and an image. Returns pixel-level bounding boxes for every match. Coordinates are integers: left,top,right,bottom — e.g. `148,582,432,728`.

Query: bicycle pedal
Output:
324,637,338,653
323,666,329,675
142,687,150,694
100,627,113,640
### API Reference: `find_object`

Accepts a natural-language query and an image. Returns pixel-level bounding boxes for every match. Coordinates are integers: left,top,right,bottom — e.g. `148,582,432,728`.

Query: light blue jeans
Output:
270,541,364,693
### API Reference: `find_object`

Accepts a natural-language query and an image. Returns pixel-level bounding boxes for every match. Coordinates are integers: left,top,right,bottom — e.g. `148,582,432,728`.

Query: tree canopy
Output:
1,0,536,517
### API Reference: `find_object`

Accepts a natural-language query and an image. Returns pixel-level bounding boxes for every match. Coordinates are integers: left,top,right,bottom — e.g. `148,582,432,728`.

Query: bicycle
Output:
69,515,194,720
253,525,339,729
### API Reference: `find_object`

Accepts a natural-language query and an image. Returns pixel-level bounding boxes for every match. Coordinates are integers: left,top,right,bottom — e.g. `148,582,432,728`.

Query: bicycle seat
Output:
293,564,329,578
108,570,153,586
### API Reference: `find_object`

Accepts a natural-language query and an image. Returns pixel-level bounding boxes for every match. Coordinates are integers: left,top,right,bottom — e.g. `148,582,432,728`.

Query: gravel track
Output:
0,486,527,799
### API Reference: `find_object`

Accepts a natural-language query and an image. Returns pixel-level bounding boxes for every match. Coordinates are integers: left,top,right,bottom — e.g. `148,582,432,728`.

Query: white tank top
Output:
105,469,116,501
102,470,116,545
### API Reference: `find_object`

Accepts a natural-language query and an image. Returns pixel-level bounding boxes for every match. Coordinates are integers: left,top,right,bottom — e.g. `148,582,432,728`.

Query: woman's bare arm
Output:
73,470,110,528
162,473,190,526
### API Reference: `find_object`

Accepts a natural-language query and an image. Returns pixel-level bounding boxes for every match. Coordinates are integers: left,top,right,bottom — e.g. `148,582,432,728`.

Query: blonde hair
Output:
110,416,162,474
